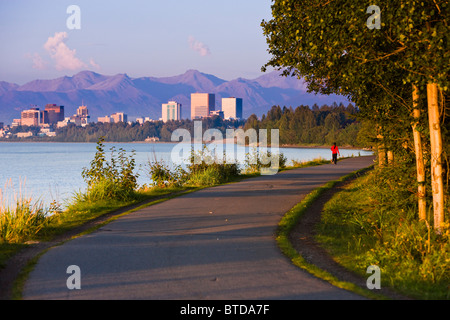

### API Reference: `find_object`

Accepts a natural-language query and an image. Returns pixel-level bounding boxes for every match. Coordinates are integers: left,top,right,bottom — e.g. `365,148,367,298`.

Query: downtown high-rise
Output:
162,101,182,122
191,93,215,119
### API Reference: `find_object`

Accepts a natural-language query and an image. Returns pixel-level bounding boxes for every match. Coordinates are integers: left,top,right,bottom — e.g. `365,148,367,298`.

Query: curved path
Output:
23,156,375,300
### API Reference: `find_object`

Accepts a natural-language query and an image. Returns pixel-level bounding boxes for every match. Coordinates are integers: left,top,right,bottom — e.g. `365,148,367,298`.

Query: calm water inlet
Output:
0,142,373,208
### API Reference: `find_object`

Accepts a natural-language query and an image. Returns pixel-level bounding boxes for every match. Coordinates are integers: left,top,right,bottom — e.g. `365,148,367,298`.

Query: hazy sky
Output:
0,0,274,85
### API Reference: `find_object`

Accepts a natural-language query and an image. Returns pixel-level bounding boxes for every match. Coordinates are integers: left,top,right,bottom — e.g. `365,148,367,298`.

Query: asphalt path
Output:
23,156,375,300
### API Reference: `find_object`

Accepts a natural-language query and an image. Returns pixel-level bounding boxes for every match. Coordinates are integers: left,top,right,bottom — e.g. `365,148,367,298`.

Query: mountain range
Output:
0,69,349,124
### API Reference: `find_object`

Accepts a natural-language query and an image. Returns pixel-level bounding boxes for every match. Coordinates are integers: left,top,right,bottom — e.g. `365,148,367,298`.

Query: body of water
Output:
0,142,373,208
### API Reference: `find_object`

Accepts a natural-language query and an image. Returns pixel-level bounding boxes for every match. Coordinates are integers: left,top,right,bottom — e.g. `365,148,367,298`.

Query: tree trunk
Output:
377,134,386,167
387,150,394,165
412,85,427,221
377,126,386,167
427,83,444,232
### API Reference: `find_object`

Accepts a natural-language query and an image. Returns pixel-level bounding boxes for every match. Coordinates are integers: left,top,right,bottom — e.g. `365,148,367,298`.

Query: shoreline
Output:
0,139,372,151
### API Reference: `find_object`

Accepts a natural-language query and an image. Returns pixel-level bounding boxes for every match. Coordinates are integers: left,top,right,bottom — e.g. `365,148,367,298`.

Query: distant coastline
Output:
0,139,372,151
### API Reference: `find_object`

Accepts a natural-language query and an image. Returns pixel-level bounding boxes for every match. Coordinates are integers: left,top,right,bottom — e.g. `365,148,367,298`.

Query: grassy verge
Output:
315,170,449,300
277,165,449,300
276,167,386,300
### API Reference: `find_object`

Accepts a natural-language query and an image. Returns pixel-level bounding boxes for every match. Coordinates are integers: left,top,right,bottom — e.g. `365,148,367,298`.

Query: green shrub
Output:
187,145,240,185
245,148,287,173
80,137,139,202
243,147,286,174
187,166,222,186
146,145,241,188
317,168,450,300
147,157,188,188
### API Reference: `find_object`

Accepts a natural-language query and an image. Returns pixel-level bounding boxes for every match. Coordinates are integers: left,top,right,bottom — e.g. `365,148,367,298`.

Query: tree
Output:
412,85,427,220
261,0,448,230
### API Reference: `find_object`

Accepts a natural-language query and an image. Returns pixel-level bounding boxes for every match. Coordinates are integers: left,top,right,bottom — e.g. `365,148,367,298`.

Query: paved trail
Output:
23,156,375,300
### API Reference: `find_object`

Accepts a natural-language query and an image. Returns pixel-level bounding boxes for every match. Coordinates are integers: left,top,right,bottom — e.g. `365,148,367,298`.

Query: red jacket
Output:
331,145,340,154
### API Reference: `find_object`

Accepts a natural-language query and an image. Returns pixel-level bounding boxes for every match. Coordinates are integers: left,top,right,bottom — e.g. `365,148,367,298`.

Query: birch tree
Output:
261,0,448,230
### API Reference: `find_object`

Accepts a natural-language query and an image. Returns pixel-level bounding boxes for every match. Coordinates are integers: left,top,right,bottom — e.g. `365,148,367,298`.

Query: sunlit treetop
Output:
261,0,449,100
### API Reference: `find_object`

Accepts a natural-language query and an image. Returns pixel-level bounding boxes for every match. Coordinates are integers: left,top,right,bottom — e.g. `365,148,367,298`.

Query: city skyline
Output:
9,91,244,130
0,0,274,85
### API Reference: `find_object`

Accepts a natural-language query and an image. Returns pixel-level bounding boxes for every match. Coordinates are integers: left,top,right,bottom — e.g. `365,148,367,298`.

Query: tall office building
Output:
77,105,89,117
97,115,111,124
162,101,182,122
111,112,127,123
191,93,215,119
222,97,243,120
21,108,48,127
45,104,64,124
77,105,90,126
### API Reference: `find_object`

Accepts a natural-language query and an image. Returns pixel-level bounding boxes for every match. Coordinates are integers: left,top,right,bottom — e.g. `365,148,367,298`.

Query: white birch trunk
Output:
427,83,444,231
412,85,426,221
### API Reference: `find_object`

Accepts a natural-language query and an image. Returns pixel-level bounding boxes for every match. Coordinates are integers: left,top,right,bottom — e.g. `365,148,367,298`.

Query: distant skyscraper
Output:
111,112,127,123
45,104,64,124
221,97,243,120
162,101,182,122
77,105,88,117
191,93,215,119
21,108,47,127
76,105,90,126
57,104,90,128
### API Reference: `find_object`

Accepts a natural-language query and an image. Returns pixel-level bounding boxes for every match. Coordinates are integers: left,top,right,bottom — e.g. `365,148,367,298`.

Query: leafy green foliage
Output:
187,146,241,184
261,0,449,154
147,158,188,188
261,0,449,213
146,144,287,187
243,147,287,174
262,0,449,92
317,170,449,299
81,137,139,201
262,0,449,297
244,104,365,147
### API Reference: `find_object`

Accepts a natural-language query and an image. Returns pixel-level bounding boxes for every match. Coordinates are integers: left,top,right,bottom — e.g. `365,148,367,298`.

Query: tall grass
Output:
147,145,241,188
316,168,450,300
0,180,49,244
243,147,287,174
79,137,140,202
289,156,330,169
146,154,188,188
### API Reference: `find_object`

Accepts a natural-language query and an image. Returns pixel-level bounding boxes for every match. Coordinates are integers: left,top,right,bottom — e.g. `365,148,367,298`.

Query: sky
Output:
0,0,275,85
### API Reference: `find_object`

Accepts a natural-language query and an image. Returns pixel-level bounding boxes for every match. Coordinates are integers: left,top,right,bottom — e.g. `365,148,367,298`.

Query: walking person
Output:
331,142,340,165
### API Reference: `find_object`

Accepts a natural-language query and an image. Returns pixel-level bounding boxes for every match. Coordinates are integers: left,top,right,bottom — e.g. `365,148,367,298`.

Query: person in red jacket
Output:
331,142,340,165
